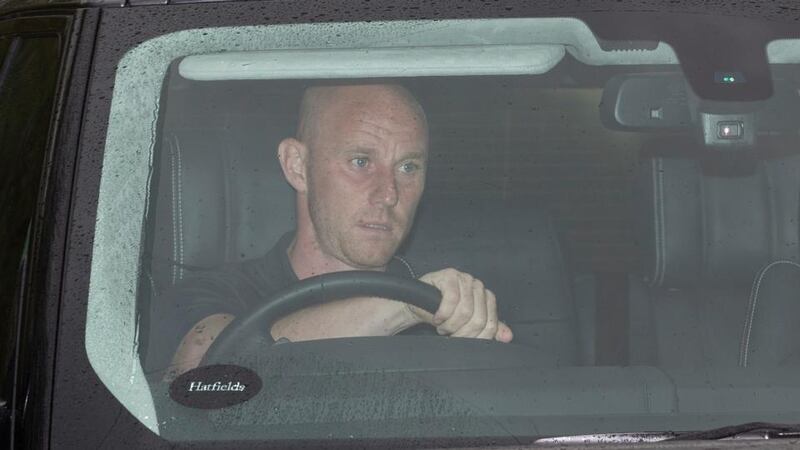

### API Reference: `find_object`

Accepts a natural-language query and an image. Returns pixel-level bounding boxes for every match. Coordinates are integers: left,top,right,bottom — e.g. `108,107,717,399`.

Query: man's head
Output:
278,84,429,271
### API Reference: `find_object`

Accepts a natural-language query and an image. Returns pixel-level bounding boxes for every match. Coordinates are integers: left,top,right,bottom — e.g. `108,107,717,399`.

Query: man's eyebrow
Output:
338,147,427,160
337,146,377,157
401,151,427,161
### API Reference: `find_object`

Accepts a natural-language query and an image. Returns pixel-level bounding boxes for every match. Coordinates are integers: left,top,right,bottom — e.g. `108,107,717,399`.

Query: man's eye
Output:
399,162,420,173
351,157,369,168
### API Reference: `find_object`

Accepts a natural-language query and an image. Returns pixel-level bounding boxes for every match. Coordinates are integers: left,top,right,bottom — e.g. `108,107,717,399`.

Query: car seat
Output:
630,152,800,366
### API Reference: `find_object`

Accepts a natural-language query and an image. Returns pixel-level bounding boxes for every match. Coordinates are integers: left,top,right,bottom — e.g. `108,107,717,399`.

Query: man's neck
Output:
286,233,386,280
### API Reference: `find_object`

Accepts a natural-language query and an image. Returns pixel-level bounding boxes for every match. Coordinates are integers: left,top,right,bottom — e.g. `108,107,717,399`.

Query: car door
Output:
0,9,91,449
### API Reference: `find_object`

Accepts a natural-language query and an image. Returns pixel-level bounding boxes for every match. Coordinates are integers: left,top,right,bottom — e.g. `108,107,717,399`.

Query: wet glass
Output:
87,18,800,442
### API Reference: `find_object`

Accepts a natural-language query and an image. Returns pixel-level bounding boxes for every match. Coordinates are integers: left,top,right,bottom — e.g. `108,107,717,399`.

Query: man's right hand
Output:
411,268,513,342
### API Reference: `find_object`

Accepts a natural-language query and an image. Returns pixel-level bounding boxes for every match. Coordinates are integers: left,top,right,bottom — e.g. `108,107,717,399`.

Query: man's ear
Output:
277,138,309,193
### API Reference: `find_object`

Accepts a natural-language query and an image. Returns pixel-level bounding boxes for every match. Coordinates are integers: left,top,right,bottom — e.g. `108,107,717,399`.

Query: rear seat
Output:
629,154,800,367
739,259,800,366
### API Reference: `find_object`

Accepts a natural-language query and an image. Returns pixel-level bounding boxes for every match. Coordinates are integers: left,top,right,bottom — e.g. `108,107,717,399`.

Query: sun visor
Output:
178,45,566,80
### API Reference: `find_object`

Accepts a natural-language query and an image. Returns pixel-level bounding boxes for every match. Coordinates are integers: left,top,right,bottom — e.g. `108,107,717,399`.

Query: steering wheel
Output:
204,271,442,365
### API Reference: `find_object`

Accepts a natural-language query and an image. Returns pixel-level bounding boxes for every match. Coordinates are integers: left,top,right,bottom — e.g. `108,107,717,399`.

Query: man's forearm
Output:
270,297,419,341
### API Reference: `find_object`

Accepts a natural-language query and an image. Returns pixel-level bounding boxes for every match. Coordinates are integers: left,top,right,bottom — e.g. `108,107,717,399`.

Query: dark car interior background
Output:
139,58,800,378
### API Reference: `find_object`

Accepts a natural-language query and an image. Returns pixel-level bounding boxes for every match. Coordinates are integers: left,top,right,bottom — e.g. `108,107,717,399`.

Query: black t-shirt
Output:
144,232,417,374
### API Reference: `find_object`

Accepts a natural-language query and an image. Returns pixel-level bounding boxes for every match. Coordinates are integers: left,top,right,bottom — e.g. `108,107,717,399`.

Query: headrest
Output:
148,127,294,287
401,197,574,323
637,155,800,288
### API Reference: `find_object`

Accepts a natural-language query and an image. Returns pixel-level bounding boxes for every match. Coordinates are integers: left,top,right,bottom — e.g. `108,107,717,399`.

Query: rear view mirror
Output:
600,73,692,131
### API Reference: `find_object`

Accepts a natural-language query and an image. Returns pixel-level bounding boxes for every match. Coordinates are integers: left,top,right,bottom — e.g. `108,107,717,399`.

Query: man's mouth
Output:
359,223,393,233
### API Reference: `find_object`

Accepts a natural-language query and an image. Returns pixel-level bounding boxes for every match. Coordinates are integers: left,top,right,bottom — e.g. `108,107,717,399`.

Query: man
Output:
156,84,512,380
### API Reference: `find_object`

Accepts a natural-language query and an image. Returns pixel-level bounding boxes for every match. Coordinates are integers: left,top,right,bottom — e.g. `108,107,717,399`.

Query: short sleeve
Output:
142,266,257,375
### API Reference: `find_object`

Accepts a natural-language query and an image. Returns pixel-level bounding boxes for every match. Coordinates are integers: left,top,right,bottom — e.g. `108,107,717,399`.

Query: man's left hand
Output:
410,268,513,342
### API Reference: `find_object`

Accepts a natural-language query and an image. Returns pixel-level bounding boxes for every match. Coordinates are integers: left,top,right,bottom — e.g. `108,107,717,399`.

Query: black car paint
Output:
3,1,800,449
1,12,85,450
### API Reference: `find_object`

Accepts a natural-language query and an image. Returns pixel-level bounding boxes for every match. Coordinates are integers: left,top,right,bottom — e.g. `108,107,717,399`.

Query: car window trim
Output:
0,11,82,450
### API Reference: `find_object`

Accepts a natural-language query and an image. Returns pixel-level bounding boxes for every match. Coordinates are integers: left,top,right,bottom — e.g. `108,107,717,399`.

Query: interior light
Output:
717,121,744,139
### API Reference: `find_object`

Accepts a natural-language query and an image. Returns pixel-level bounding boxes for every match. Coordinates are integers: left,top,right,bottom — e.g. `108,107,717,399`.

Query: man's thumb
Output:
495,322,513,343
406,303,434,325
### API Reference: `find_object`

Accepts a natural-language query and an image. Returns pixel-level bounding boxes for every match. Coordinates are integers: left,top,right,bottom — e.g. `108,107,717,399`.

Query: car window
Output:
0,33,61,412
84,15,800,444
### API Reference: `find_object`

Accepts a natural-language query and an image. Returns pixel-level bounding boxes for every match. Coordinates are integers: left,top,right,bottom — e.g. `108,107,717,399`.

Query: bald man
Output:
154,84,512,380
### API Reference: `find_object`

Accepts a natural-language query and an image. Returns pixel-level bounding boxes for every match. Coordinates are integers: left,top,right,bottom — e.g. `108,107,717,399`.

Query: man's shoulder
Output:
162,233,296,303
211,235,296,295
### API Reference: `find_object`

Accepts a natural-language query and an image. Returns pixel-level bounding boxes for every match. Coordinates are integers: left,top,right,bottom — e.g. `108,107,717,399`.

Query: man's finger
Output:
406,303,434,325
477,289,498,339
452,281,488,337
437,273,474,334
431,269,459,326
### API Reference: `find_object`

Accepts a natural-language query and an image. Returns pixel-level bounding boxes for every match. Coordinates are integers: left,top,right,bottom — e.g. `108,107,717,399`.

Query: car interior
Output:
138,56,800,375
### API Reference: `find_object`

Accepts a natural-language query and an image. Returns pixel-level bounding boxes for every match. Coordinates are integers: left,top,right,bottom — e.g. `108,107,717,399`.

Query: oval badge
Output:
169,364,263,409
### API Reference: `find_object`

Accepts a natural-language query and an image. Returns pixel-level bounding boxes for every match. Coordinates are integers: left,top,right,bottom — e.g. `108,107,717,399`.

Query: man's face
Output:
304,87,428,269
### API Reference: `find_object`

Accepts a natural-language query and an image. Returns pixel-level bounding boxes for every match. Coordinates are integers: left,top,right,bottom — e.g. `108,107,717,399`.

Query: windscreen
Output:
85,17,800,444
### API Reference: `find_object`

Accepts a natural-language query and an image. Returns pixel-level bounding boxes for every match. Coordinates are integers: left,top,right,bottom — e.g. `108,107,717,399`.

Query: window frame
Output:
0,10,89,450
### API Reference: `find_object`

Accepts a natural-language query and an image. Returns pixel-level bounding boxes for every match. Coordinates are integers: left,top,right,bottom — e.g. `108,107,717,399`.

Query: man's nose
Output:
370,169,399,207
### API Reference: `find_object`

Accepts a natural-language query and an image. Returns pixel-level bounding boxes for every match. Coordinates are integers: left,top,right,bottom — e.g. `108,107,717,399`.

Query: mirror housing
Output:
601,74,800,152
600,73,692,131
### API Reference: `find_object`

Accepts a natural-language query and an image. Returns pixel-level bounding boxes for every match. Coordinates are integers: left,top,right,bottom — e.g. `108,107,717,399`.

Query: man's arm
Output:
166,268,512,379
165,298,414,380
273,268,512,342
270,296,418,339
165,313,234,381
